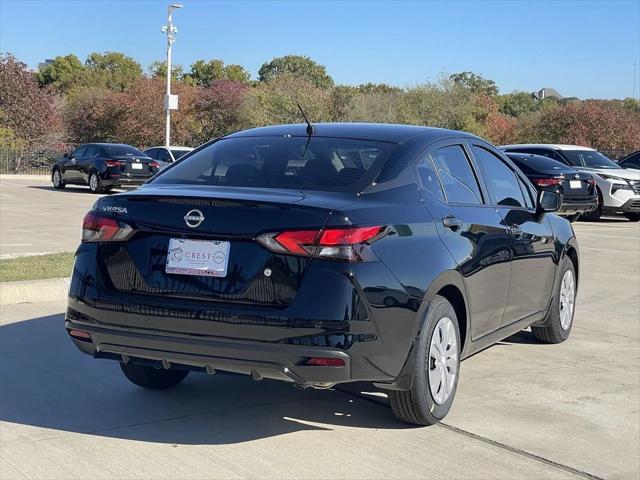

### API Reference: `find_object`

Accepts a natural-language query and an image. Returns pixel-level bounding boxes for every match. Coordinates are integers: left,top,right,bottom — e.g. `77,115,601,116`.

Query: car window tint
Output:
84,146,99,158
430,145,482,204
72,146,88,158
153,136,393,193
157,149,172,162
417,156,445,201
145,149,158,159
517,176,534,209
473,146,526,208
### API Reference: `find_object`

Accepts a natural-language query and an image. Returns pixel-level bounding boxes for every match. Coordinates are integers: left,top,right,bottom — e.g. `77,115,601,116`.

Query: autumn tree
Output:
192,80,249,144
85,52,143,91
450,71,499,96
36,54,85,94
186,59,250,86
258,55,334,89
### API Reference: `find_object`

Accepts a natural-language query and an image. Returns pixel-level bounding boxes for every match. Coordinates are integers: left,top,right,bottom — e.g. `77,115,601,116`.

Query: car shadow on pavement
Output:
497,329,540,345
28,185,118,195
0,313,408,446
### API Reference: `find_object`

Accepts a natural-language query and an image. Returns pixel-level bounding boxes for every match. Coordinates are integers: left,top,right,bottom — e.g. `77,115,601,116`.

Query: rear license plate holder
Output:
131,163,143,170
569,180,581,189
166,238,230,277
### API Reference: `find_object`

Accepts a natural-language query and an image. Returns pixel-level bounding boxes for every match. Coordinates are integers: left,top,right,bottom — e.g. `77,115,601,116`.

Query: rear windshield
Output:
103,145,145,157
506,154,571,174
153,136,393,192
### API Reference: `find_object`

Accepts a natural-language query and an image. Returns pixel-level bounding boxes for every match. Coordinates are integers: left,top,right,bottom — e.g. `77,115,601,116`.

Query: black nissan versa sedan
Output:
65,123,579,426
504,152,598,222
52,143,159,193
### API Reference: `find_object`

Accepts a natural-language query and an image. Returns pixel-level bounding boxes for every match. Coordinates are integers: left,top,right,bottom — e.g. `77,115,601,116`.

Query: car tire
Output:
120,362,189,389
52,168,65,189
88,172,104,194
581,190,602,221
566,214,580,223
532,256,576,344
388,295,461,426
624,213,640,222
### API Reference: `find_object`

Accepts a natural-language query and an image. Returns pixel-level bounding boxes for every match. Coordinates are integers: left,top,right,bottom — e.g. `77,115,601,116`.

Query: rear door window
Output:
157,148,172,162
472,146,527,208
145,148,159,159
430,145,483,204
72,146,88,158
153,136,393,192
417,156,445,201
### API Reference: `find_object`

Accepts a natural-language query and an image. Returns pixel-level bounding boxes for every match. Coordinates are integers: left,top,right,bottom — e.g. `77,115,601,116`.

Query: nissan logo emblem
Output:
184,209,205,228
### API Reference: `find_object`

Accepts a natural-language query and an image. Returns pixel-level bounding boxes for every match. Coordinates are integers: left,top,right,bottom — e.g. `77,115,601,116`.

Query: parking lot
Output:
0,175,638,479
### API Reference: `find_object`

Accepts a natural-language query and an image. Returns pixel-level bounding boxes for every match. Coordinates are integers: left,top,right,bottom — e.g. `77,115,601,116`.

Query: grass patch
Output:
0,252,74,282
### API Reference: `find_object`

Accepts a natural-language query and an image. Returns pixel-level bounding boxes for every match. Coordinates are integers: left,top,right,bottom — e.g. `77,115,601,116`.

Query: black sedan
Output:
52,143,159,193
65,123,579,426
505,152,597,222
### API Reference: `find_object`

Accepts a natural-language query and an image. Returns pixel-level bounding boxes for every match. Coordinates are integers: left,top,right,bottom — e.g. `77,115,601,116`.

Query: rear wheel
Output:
581,190,602,221
624,213,640,222
388,295,460,426
566,214,580,223
88,172,104,193
532,257,576,344
120,363,189,389
52,169,65,189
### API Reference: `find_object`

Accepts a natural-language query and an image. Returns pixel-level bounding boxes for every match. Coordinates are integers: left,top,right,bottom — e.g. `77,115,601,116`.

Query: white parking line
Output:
580,246,639,255
577,232,639,240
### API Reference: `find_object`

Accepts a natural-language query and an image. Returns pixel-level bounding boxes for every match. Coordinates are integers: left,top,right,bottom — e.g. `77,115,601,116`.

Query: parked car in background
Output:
143,146,193,167
501,144,640,221
617,151,640,170
52,143,159,193
504,152,597,222
66,123,579,426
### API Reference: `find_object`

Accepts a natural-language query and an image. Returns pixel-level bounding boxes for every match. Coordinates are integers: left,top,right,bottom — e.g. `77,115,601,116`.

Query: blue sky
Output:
1,0,639,99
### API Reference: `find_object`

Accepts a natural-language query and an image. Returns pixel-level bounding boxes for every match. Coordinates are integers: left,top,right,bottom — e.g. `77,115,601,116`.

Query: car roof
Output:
85,143,137,148
501,143,596,151
224,123,478,144
145,146,193,150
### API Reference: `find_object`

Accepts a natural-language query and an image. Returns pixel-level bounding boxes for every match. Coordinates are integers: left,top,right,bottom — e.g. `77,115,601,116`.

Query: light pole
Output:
161,4,183,147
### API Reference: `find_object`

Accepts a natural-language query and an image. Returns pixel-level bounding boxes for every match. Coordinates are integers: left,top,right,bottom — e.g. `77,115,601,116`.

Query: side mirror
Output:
537,190,561,213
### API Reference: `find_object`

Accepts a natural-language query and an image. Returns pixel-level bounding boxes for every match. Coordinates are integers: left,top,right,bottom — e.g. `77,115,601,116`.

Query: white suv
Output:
501,144,640,221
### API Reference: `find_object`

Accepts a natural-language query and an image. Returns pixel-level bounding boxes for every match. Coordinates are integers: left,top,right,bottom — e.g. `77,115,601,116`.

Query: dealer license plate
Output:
166,238,230,277
569,180,582,189
131,163,143,170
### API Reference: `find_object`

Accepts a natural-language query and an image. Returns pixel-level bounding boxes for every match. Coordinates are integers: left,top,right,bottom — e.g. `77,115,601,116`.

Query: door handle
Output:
508,225,524,238
442,216,463,230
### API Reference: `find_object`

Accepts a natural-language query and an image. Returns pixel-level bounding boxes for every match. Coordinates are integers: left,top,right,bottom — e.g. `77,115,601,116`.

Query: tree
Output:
36,54,85,93
499,91,537,117
450,71,499,96
85,52,143,91
258,55,334,89
192,80,249,143
0,54,62,150
148,61,184,82
186,59,251,86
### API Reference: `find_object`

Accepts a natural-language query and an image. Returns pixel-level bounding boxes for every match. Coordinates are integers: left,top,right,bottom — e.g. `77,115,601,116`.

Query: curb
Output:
0,277,70,305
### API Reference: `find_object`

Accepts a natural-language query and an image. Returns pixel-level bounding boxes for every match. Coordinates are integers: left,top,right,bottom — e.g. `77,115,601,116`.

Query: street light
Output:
161,4,183,147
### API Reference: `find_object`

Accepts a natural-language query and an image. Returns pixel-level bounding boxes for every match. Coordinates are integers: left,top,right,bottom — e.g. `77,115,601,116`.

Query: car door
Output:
63,145,88,183
419,141,511,340
80,145,101,183
470,143,556,326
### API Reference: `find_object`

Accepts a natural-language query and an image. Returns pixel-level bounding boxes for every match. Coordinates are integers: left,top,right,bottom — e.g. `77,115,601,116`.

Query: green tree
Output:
36,54,85,93
499,91,537,117
258,55,334,89
186,60,250,86
85,52,143,91
449,71,499,96
148,61,184,82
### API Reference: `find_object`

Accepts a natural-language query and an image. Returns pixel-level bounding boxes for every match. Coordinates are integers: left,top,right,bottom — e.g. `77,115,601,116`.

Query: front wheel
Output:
388,295,460,426
532,257,576,344
120,363,189,389
624,213,640,222
52,169,65,189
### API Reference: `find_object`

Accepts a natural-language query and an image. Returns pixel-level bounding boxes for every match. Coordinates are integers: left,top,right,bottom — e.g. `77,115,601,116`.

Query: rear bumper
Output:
102,176,150,187
558,196,598,215
65,317,353,386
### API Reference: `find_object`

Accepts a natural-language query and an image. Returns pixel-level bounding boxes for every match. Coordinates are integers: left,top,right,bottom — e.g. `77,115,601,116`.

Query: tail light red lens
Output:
258,226,384,261
305,357,345,367
587,177,596,185
149,160,160,168
105,160,125,167
82,212,134,242
533,178,562,187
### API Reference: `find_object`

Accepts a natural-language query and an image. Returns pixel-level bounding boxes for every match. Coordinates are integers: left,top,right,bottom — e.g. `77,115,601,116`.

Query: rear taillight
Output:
149,161,160,168
82,212,134,242
257,226,384,262
587,178,596,185
533,178,563,186
305,357,345,367
105,160,125,167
